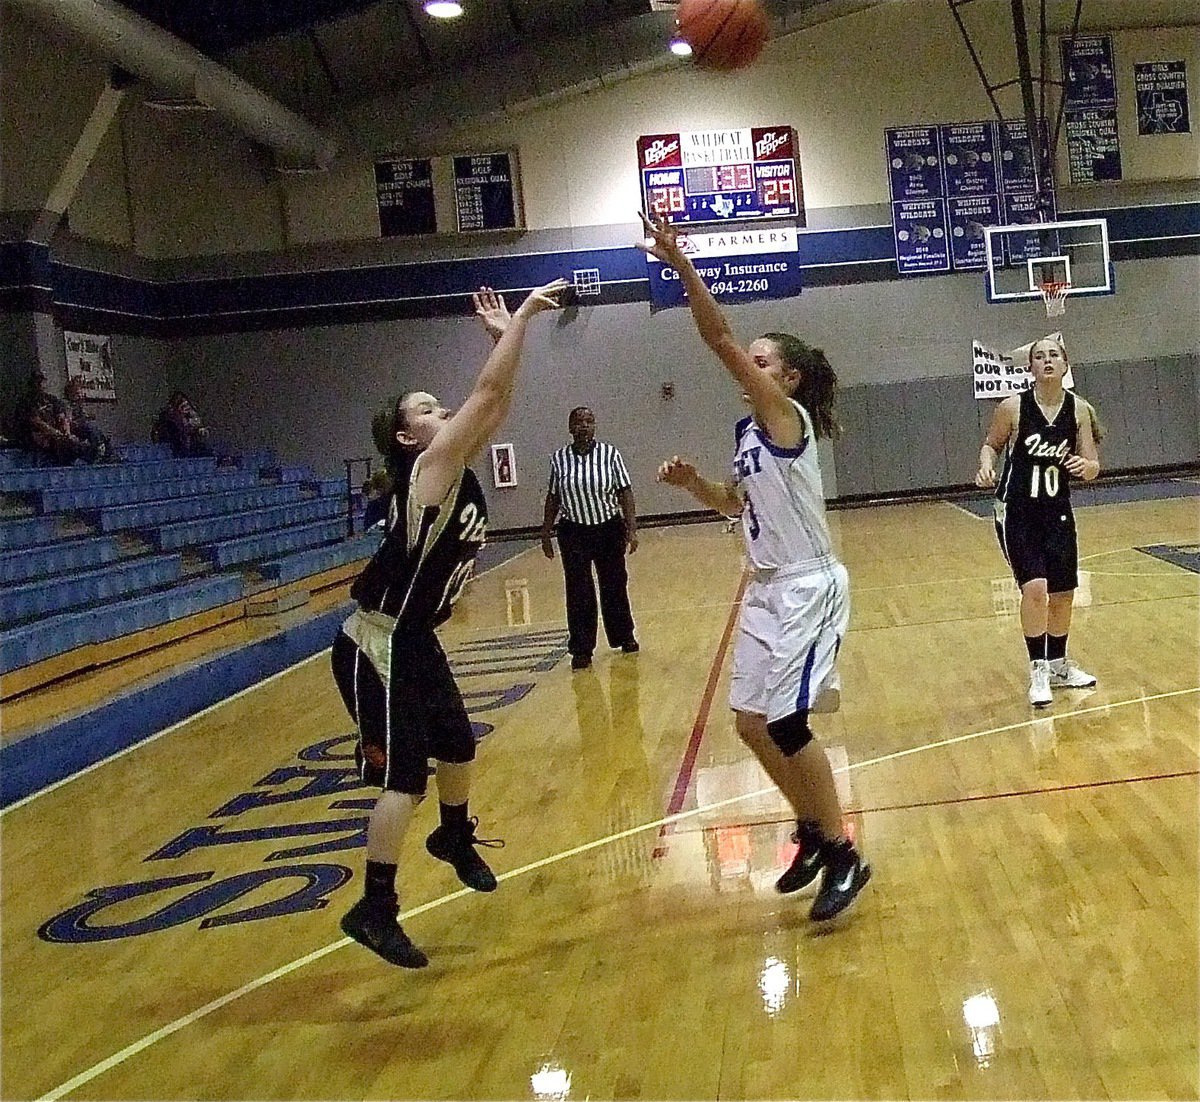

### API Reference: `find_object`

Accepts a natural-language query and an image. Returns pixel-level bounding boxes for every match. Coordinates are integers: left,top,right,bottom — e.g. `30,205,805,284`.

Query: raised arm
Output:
638,213,801,449
976,396,1018,488
415,279,567,505
657,455,743,517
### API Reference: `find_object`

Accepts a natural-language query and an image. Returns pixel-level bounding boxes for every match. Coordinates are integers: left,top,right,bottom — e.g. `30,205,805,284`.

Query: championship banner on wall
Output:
887,119,1054,275
972,332,1072,400
1135,60,1190,134
646,225,801,311
374,158,436,237
1061,35,1123,182
63,331,116,401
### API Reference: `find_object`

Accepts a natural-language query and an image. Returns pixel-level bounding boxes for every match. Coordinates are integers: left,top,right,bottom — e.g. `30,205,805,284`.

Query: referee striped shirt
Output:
548,441,631,525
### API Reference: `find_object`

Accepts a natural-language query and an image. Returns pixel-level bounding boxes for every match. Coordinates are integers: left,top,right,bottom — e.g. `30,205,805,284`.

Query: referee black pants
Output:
557,516,636,658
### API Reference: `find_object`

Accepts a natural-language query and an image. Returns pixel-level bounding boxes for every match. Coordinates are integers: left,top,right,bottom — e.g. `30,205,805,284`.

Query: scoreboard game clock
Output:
637,125,804,226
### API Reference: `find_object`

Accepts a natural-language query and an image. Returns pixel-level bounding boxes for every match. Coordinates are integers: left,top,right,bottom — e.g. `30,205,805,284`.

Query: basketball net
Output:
1039,280,1070,318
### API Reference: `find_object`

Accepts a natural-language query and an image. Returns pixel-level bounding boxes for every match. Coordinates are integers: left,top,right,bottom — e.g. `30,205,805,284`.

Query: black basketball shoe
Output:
340,897,428,968
809,839,872,922
425,817,504,892
774,820,825,894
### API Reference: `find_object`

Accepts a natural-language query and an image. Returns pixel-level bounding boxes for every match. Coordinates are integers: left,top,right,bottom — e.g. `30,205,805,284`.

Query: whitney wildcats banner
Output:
646,225,801,311
972,332,1072,400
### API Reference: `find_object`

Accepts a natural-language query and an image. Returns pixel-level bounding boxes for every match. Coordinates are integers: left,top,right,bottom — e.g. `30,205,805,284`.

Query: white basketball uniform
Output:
728,401,850,723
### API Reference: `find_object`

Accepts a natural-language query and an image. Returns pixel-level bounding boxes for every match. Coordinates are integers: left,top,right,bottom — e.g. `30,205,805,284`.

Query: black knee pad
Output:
767,710,812,757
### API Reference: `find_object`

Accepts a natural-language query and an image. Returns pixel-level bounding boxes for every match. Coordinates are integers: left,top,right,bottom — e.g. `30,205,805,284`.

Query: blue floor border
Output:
0,602,353,809
1137,543,1200,574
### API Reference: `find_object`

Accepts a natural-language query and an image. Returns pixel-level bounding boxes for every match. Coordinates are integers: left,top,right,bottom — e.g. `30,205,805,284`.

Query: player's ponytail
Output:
763,332,841,440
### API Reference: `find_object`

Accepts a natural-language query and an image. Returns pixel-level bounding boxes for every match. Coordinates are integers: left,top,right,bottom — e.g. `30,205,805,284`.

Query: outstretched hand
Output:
637,212,686,266
519,277,571,317
472,286,510,342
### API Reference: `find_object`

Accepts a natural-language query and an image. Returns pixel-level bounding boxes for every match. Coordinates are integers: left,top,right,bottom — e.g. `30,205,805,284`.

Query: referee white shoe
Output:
1028,660,1052,708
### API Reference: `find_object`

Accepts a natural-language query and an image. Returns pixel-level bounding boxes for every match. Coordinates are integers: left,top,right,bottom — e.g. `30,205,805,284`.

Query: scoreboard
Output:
637,126,804,226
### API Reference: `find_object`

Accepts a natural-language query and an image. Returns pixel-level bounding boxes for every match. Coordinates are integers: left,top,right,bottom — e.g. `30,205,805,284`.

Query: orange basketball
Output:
676,0,769,71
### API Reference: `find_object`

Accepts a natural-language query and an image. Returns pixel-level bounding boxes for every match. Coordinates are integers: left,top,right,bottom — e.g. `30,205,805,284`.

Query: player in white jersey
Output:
640,214,870,922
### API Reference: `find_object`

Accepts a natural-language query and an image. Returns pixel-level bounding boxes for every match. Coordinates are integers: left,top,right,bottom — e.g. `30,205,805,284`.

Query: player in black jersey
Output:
333,277,567,967
976,337,1100,708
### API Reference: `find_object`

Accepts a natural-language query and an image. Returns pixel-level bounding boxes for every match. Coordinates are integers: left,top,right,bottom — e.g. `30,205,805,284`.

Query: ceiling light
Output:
669,36,693,58
423,0,463,17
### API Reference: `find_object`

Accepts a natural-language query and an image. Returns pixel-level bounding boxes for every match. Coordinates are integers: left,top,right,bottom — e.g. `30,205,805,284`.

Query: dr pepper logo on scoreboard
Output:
637,127,795,169
637,126,804,227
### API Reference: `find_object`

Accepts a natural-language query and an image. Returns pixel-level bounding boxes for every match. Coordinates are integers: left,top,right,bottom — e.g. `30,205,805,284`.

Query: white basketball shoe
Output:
1028,659,1052,708
1049,658,1097,689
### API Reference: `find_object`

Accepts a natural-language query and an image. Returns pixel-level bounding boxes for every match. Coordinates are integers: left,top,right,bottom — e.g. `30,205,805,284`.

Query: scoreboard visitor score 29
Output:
637,126,805,226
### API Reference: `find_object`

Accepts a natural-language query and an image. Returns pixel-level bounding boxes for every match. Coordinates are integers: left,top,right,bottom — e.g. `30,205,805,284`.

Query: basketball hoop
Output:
1039,280,1070,318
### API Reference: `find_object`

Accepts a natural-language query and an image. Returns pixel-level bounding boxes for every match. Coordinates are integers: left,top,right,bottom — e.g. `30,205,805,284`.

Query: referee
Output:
541,406,639,670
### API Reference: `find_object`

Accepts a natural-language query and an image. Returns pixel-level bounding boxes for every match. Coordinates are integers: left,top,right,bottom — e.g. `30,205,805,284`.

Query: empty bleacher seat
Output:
150,496,343,550
302,476,345,498
94,483,303,533
0,553,181,624
0,608,94,671
115,443,174,463
204,518,345,569
232,449,276,474
0,448,47,472
0,535,121,585
0,516,60,551
258,531,379,586
37,471,260,513
264,464,316,484
91,573,244,643
0,574,243,674
0,456,217,494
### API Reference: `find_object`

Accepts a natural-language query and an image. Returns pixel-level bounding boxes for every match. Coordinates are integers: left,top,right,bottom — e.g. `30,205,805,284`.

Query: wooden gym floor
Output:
2,491,1197,1101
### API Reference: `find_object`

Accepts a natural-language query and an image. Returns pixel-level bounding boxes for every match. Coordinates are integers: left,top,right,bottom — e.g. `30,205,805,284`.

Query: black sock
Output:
439,800,470,830
1046,633,1067,662
364,860,398,904
1024,633,1046,662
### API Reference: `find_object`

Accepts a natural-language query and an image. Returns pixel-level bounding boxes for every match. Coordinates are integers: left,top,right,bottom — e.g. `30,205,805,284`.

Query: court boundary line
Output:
654,570,749,857
32,683,1199,1102
667,767,1200,832
946,500,991,522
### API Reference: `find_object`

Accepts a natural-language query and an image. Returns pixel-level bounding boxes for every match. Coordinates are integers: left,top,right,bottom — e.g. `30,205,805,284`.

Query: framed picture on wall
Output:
490,443,517,488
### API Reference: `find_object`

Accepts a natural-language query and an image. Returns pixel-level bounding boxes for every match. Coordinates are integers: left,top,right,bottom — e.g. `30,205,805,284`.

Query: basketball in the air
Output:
676,0,769,71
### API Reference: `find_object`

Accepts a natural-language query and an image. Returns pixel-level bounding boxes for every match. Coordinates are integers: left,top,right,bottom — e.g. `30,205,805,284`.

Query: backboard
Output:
983,217,1114,302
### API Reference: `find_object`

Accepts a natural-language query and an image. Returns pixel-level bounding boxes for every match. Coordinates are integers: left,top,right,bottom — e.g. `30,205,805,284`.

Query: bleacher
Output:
0,443,377,699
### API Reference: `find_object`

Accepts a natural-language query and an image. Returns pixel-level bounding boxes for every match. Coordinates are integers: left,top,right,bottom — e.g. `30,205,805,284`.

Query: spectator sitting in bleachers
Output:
64,377,115,462
362,469,393,529
153,391,213,458
22,370,104,465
